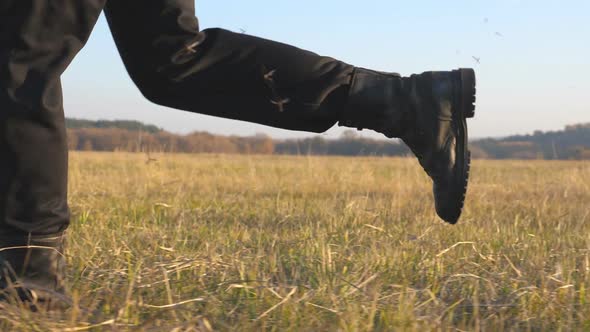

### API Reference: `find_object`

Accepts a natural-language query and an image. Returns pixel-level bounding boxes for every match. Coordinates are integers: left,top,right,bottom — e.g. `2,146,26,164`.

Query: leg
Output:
104,0,354,133
0,0,105,307
105,1,476,223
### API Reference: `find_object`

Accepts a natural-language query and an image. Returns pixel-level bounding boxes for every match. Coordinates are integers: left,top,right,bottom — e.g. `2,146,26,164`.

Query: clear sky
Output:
62,0,590,139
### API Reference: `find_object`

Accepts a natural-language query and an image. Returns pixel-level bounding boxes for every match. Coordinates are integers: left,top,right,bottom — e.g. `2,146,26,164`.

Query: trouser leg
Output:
1,0,105,306
104,1,354,133
0,1,104,235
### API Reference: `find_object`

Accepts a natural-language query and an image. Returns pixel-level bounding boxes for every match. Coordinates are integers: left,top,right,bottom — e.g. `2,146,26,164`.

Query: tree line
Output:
471,123,590,160
66,118,590,160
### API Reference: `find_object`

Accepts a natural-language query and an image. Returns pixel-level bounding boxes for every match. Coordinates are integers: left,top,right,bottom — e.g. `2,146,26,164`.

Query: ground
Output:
1,152,589,331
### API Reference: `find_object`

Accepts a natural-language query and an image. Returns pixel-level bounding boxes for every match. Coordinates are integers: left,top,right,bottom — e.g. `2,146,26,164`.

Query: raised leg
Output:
104,0,355,133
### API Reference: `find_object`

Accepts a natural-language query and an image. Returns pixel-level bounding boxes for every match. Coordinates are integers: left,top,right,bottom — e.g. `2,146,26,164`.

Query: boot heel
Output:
457,68,476,118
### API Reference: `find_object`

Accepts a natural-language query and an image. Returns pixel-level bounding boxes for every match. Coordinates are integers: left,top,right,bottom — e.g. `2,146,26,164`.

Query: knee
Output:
124,31,211,106
132,75,170,107
125,60,189,107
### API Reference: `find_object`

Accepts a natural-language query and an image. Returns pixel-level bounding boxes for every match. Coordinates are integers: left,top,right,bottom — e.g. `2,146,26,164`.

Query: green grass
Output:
2,152,590,331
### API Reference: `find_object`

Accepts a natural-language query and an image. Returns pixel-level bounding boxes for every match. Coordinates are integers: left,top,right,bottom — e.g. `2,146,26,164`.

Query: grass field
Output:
1,152,589,331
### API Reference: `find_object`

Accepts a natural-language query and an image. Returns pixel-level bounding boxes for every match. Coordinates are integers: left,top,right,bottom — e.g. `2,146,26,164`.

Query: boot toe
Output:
434,190,462,224
432,149,471,224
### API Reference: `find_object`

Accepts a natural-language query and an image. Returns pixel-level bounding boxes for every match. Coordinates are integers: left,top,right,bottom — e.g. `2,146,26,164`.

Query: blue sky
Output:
62,0,590,139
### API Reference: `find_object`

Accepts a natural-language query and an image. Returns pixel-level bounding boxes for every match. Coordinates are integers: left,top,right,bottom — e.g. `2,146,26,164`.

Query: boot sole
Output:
447,68,476,224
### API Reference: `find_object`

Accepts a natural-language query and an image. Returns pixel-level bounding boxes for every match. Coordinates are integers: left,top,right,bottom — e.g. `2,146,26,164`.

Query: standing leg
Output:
105,1,476,224
0,0,105,307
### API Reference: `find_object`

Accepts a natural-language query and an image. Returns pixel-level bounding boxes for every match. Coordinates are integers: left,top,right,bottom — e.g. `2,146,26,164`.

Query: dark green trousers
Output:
0,1,354,235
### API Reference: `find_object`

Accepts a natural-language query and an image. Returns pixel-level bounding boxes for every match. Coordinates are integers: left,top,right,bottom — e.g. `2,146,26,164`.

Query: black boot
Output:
340,68,476,224
0,232,69,310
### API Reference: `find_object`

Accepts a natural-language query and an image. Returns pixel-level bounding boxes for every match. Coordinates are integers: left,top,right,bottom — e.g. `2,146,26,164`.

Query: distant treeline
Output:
471,123,590,160
66,118,590,160
66,118,161,133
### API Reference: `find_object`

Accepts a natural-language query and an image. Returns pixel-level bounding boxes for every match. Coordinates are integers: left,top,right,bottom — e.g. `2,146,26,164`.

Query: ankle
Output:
338,67,408,137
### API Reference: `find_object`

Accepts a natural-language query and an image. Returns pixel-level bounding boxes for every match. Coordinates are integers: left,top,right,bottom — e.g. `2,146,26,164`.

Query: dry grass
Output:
1,152,589,331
